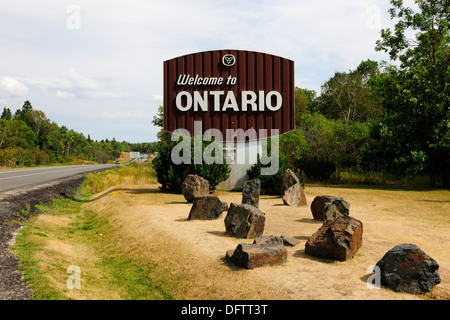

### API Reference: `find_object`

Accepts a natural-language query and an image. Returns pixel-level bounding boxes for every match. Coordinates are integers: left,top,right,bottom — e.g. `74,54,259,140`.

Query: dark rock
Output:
375,243,441,294
242,179,260,208
305,216,363,261
281,235,300,247
224,203,265,239
279,169,299,195
227,240,287,269
253,235,300,247
187,196,226,220
181,174,209,202
282,183,307,207
253,235,283,246
311,195,350,221
222,202,229,212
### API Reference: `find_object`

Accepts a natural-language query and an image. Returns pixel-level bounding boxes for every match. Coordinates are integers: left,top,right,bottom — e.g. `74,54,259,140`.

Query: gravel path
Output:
0,169,107,300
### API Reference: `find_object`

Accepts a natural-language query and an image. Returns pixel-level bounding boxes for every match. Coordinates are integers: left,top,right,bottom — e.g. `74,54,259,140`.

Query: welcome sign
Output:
163,50,295,139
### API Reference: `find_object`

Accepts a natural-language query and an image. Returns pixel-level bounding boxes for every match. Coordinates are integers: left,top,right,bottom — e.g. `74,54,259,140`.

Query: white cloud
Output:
101,110,147,120
56,90,76,99
0,0,399,142
0,76,29,97
152,94,163,102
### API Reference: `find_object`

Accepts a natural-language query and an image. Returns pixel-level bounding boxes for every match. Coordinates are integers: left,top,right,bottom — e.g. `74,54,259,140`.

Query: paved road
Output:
0,164,118,192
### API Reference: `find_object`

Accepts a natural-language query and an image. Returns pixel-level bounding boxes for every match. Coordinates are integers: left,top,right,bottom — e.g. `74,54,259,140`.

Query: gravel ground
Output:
0,169,107,300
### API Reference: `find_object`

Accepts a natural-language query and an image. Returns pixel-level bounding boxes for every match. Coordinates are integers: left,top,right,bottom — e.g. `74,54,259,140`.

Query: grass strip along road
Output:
0,165,118,192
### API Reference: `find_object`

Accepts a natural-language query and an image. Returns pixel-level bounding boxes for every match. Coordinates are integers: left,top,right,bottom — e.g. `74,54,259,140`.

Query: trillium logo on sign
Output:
222,54,235,67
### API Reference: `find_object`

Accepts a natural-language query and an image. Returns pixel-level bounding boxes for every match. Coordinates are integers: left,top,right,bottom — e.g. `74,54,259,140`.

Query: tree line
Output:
152,0,448,189
0,101,158,167
280,0,449,188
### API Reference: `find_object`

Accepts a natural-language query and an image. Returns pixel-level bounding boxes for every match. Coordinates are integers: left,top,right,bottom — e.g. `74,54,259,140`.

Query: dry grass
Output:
81,163,157,194
14,181,450,300
85,183,450,300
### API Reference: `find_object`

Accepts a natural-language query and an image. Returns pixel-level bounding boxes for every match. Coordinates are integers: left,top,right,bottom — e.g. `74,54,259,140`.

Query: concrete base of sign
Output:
217,163,253,190
217,140,261,190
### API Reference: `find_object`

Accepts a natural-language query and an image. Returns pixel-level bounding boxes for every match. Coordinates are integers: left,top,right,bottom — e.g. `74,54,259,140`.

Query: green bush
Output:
247,155,306,195
152,138,231,193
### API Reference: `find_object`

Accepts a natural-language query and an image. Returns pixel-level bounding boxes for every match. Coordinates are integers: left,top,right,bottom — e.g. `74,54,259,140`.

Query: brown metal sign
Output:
163,49,294,138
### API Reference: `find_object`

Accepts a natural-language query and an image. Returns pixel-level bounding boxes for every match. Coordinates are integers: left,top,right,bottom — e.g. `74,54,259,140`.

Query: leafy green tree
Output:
374,0,449,187
1,107,12,120
0,119,36,150
315,61,383,123
24,109,50,149
14,100,33,121
294,87,317,126
296,113,372,180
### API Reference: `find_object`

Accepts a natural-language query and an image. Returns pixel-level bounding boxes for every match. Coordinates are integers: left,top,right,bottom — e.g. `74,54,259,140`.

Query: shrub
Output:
247,155,306,195
152,138,231,193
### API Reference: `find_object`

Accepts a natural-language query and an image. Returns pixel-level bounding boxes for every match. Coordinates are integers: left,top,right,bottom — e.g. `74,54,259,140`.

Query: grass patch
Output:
81,162,157,194
327,169,430,186
10,163,175,300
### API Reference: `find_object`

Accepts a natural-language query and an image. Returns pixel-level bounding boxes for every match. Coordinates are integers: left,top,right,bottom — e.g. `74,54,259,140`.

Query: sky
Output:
0,0,409,143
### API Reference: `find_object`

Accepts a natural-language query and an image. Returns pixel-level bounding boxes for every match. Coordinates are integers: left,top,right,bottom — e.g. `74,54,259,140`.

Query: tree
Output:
315,61,383,123
294,87,317,127
0,119,36,150
1,107,12,120
152,105,171,145
14,100,33,121
375,0,449,187
24,109,50,149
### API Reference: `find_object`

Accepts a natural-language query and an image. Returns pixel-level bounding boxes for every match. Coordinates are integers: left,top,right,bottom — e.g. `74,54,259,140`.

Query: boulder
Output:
253,234,300,247
252,235,283,246
181,174,210,202
227,236,287,269
242,179,260,208
305,216,363,261
375,244,441,294
224,203,265,239
280,235,300,247
279,169,307,207
187,196,227,220
311,195,350,221
282,183,307,207
279,169,299,195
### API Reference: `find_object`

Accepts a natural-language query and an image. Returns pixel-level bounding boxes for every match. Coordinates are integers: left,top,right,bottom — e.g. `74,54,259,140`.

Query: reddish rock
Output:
181,174,209,202
228,242,287,269
187,196,226,220
279,169,299,195
224,203,265,239
282,183,307,207
375,244,441,294
305,216,363,261
252,235,283,246
311,195,350,221
281,235,300,247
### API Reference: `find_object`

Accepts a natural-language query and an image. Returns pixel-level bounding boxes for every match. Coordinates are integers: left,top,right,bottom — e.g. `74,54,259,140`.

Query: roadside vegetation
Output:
149,0,449,190
9,162,177,300
10,161,450,300
0,101,159,168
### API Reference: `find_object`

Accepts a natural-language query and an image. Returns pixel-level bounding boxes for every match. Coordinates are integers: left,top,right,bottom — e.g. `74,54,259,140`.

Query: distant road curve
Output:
0,164,118,192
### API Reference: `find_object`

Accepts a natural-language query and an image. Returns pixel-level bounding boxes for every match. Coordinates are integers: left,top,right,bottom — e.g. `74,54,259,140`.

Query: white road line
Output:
0,166,106,181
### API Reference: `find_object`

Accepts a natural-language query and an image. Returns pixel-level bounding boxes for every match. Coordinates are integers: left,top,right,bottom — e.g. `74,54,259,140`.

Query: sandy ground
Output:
86,183,450,300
